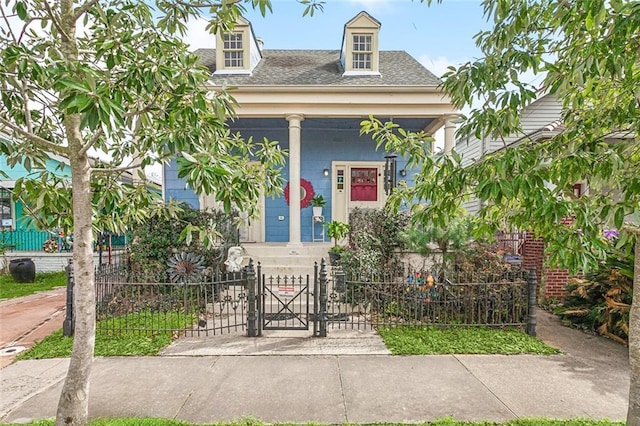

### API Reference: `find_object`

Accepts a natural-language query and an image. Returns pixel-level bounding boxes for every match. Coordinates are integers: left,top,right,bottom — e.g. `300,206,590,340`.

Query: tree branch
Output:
91,163,142,175
19,79,34,134
74,0,99,21
91,153,147,175
0,116,68,157
78,127,104,157
0,4,18,43
42,0,71,41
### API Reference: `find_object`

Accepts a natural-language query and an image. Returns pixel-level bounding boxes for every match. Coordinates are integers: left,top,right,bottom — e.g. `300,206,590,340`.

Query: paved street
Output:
0,287,66,369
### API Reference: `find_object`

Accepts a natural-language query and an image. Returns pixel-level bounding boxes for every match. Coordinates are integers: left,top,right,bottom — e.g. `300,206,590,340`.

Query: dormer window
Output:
352,34,372,70
214,16,262,75
340,11,381,77
223,32,244,68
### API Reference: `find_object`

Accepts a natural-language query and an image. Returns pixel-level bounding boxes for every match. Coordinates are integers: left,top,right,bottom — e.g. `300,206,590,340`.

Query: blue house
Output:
164,12,457,246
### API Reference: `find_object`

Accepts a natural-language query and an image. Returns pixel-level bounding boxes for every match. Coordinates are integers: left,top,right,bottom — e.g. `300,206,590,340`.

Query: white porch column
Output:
444,116,456,155
286,114,304,247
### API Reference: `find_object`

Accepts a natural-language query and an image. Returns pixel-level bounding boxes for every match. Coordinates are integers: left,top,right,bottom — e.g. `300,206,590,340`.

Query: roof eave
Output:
207,84,445,94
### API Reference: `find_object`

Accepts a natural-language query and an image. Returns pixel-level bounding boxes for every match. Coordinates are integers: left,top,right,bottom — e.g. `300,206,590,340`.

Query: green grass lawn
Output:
377,326,561,355
18,310,195,359
8,418,625,425
18,329,174,359
0,271,67,299
19,321,559,359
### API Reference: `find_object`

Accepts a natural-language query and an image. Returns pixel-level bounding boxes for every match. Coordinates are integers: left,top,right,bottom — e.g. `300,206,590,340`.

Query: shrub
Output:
340,208,409,277
555,237,634,344
128,204,238,279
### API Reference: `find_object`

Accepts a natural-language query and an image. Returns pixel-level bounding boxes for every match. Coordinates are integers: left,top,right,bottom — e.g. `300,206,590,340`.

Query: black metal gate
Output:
259,270,312,331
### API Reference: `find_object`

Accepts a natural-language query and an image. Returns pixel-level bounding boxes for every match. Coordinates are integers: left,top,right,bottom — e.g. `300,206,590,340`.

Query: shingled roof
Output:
195,49,442,87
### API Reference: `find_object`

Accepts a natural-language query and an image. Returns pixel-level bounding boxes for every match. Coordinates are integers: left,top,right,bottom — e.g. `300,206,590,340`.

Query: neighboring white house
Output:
455,93,563,214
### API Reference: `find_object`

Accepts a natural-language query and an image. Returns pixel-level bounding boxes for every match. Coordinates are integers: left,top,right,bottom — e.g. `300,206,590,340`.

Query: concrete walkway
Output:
0,310,630,424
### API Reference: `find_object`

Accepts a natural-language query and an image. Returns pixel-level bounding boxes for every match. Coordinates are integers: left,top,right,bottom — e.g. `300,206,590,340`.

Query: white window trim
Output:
215,26,253,74
213,69,252,76
352,33,373,70
342,70,381,77
342,28,379,75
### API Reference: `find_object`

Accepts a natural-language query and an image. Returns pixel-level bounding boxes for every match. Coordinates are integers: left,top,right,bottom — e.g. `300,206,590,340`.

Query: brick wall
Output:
521,231,569,300
542,268,570,300
522,231,544,275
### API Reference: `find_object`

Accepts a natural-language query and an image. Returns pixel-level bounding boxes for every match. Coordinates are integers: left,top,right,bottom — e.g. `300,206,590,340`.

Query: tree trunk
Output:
55,114,95,426
627,235,640,425
55,0,96,423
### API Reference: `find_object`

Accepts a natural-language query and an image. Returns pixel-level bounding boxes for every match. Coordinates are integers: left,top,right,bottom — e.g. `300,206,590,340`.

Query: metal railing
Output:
322,267,536,333
62,259,536,339
89,262,255,337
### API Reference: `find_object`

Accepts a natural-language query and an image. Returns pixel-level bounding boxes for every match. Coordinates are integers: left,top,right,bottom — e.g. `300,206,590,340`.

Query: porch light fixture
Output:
384,153,398,195
323,168,329,177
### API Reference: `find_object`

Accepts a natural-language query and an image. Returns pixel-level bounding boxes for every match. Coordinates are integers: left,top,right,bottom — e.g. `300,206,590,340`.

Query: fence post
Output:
526,269,537,337
257,262,262,337
246,258,258,337
319,258,328,337
63,259,74,337
313,261,319,337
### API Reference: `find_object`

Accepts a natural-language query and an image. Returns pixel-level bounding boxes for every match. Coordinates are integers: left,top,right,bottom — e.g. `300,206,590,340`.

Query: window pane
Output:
223,33,243,49
353,34,372,52
225,51,244,68
0,189,12,229
352,53,371,70
350,168,377,201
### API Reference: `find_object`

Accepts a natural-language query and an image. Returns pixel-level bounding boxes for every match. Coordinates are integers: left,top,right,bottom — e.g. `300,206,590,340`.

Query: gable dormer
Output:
340,11,381,77
214,16,262,75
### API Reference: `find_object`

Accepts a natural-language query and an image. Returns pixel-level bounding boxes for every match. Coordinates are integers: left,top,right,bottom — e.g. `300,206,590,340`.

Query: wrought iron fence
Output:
323,267,535,331
93,262,253,337
62,258,536,339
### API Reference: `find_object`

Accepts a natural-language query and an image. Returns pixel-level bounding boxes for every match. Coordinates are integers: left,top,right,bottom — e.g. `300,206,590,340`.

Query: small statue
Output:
224,246,245,272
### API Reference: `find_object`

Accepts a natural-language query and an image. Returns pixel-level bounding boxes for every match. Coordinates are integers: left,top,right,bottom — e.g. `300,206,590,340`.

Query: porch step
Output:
242,243,332,278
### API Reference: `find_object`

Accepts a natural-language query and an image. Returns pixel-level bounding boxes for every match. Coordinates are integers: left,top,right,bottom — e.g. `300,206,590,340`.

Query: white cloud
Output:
416,55,469,150
182,18,215,51
423,55,547,150
418,54,466,80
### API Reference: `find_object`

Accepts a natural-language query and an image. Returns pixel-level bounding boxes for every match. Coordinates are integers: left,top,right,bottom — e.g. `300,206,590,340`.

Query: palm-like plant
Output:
556,243,633,344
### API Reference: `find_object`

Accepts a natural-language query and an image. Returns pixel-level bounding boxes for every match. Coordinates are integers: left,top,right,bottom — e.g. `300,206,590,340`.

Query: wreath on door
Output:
284,178,315,208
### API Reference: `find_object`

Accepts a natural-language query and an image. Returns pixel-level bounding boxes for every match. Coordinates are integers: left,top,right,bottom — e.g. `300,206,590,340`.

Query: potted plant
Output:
310,194,326,217
327,220,349,265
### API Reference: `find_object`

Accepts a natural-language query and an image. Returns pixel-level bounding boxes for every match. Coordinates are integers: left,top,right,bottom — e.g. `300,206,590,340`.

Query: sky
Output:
179,0,495,149
183,0,491,77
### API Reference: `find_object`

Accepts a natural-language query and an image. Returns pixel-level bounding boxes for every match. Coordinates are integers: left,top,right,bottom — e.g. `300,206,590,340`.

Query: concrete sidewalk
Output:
0,311,630,424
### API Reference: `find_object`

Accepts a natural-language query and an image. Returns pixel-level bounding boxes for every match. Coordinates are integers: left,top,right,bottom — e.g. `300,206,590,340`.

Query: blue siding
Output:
164,159,200,209
163,122,412,242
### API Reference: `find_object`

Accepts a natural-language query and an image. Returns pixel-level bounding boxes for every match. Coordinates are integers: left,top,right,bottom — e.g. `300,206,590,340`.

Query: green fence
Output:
0,230,127,252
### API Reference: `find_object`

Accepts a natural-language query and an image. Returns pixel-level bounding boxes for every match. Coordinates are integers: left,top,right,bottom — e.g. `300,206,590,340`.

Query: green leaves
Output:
15,1,28,20
299,0,325,17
